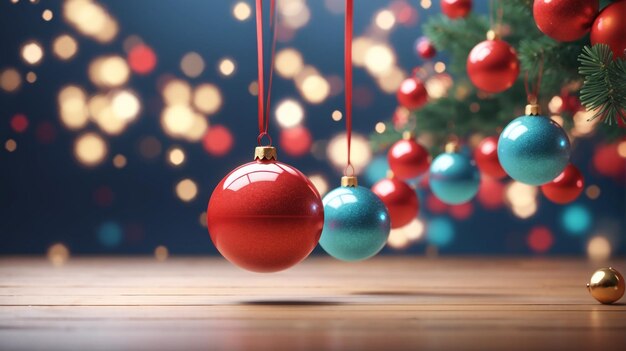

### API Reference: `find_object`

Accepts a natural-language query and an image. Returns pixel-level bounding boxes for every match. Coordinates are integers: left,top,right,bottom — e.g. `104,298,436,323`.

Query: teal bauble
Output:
498,115,570,185
430,151,480,205
319,184,390,261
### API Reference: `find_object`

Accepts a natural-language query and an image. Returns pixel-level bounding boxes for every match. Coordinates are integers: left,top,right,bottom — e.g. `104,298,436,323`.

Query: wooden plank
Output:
0,257,625,351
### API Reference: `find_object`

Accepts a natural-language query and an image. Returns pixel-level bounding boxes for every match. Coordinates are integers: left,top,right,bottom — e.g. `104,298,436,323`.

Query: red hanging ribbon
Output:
344,0,354,176
255,0,277,146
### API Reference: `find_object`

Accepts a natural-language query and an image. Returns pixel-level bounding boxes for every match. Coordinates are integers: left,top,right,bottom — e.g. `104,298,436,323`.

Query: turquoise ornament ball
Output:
319,185,391,261
429,152,480,205
498,115,570,185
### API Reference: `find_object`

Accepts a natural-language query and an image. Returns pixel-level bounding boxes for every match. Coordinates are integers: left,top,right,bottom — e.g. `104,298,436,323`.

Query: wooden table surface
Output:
1,257,625,351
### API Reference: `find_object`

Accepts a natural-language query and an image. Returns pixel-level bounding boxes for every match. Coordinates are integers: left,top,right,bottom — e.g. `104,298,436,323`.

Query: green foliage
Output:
578,44,626,125
372,0,626,152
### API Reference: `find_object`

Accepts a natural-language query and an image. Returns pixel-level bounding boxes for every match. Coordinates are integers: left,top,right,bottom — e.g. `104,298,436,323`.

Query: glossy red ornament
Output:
591,0,626,59
387,133,431,180
416,37,436,59
397,77,428,110
467,39,520,93
441,0,472,19
207,148,324,273
541,164,584,204
371,177,419,229
474,136,507,179
533,0,598,42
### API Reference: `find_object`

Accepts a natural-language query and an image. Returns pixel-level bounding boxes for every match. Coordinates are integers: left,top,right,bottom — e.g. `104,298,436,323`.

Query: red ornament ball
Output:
467,39,520,93
128,44,157,75
591,0,626,59
207,151,324,273
541,164,584,204
415,37,436,59
387,135,430,180
533,0,598,42
477,176,505,210
441,0,472,19
371,177,419,229
474,136,507,179
397,77,428,110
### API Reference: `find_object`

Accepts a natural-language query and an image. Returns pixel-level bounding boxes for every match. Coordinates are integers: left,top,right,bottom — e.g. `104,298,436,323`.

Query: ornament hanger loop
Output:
344,164,355,177
257,132,273,147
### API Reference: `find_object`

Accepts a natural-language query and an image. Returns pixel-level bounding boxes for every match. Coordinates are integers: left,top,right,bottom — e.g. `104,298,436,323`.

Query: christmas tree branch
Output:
578,44,626,126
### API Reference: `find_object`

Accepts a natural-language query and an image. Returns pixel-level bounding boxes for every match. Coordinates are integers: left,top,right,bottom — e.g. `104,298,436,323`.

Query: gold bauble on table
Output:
587,267,625,304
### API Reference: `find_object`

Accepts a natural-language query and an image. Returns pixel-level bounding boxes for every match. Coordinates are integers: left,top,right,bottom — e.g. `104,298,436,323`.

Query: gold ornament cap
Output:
525,103,541,116
254,146,277,161
402,131,415,140
587,267,625,304
341,176,358,187
445,142,460,153
486,30,499,40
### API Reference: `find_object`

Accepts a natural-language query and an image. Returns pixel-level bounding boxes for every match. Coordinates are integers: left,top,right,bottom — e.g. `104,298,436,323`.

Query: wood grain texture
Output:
0,257,625,351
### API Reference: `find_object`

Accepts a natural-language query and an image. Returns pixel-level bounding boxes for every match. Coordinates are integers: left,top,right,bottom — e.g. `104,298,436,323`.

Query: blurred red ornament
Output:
559,90,583,114
392,106,410,129
371,177,419,228
10,114,28,133
279,126,312,157
388,134,430,180
533,0,598,42
592,141,626,179
396,77,428,110
426,193,448,214
207,149,323,273
441,0,472,19
541,164,584,204
590,0,626,59
527,226,553,253
203,125,234,156
450,202,473,220
474,136,507,179
467,39,519,93
477,176,505,210
128,44,157,75
416,37,436,59
35,121,56,144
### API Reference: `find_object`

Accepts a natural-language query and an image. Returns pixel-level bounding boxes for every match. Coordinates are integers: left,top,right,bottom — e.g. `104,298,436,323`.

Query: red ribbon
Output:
255,0,276,146
345,0,354,176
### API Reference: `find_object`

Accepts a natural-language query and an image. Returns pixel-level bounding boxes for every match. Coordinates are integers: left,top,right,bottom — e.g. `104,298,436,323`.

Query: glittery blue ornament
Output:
429,150,480,205
319,183,390,261
498,115,570,185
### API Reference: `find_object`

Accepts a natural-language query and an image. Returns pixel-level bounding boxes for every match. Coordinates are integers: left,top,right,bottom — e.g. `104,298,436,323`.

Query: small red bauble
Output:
387,133,431,180
441,0,472,19
533,0,598,42
207,147,323,273
467,39,520,93
474,136,507,179
591,0,626,59
540,164,584,204
416,37,436,59
397,77,428,110
371,177,419,229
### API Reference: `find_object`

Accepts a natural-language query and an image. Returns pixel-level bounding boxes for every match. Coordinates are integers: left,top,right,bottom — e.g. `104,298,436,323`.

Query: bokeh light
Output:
327,132,372,175
193,84,222,115
63,0,119,43
280,126,312,157
587,235,611,261
218,58,236,76
403,218,425,241
375,10,396,31
111,90,141,121
426,217,455,247
89,56,130,88
154,245,169,261
233,1,252,21
275,99,304,128
308,174,329,196
505,181,538,219
128,43,157,74
527,226,553,253
10,114,29,133
162,79,192,106
47,243,69,266
0,68,22,93
74,132,108,167
202,125,233,156
58,85,89,130
168,147,186,166
181,52,205,78
21,41,44,65
52,34,78,60
275,48,304,78
561,204,592,236
97,221,123,247
176,178,198,202
5,139,17,152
